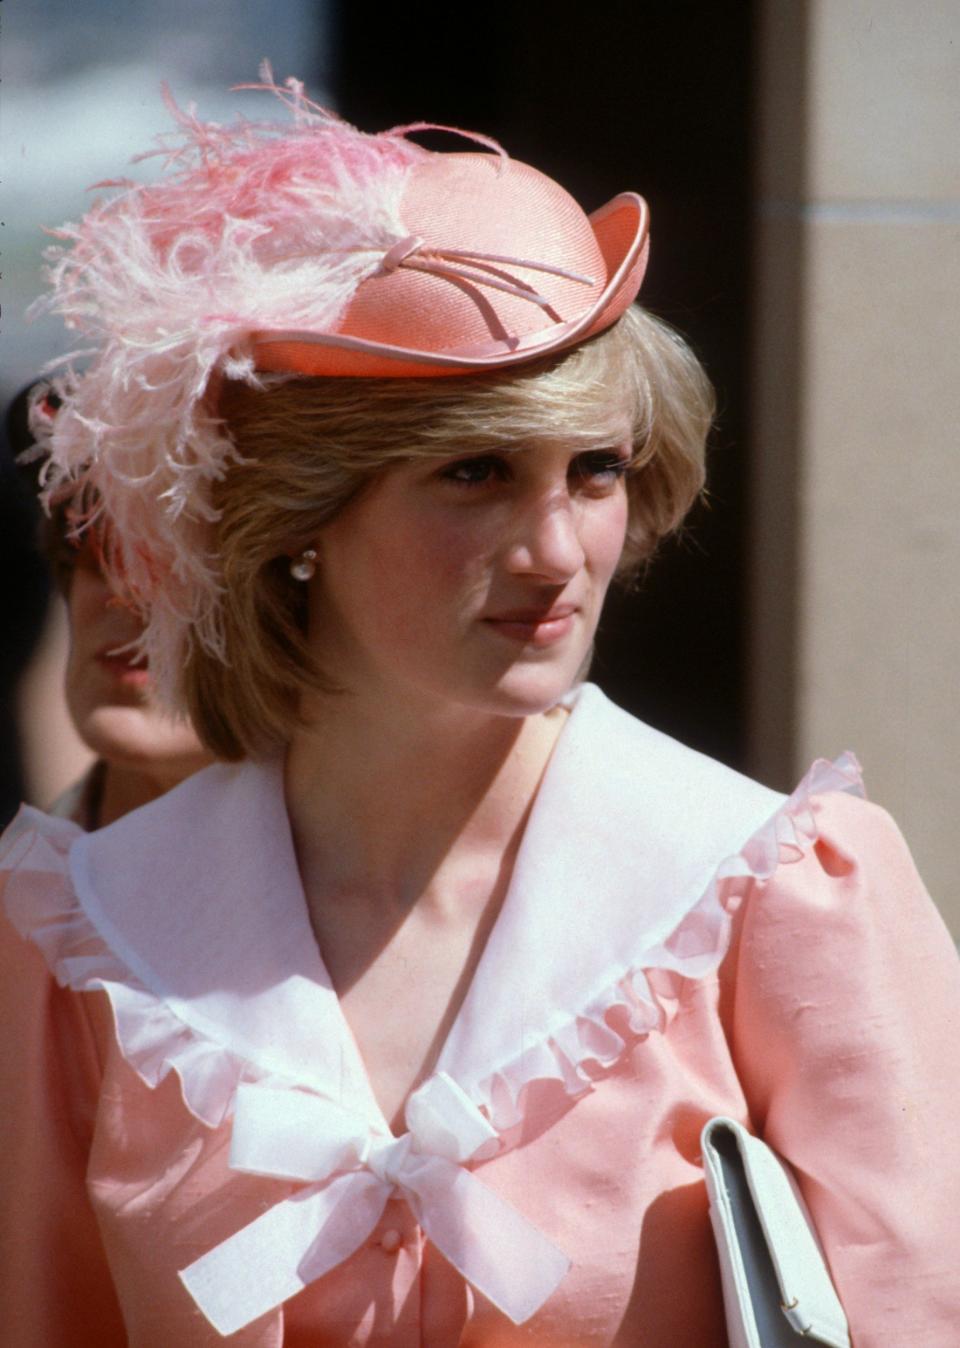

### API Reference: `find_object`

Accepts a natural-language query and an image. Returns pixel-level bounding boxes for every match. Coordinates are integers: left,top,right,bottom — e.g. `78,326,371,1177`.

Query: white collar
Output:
69,682,784,1127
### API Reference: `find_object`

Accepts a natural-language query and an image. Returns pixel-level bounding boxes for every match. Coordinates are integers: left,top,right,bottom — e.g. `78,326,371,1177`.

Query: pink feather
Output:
29,71,434,712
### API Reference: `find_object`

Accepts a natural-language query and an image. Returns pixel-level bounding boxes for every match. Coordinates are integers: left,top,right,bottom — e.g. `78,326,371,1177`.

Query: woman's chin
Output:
482,662,583,718
76,703,206,774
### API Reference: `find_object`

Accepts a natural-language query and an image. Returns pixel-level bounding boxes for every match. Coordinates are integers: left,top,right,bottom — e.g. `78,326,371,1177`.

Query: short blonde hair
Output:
186,305,713,758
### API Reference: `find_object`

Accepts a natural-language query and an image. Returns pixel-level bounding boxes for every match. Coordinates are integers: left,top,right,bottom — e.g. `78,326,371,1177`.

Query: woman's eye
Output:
573,451,631,484
439,455,507,487
436,450,630,491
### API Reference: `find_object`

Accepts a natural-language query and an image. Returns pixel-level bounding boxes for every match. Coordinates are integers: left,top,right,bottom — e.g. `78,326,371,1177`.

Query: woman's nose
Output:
503,494,586,580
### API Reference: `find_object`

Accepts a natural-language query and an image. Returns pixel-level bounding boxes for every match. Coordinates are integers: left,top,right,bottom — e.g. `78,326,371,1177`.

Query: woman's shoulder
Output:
546,685,957,1033
729,784,956,970
0,756,276,986
557,683,787,861
0,807,111,1128
0,758,299,1131
566,683,906,896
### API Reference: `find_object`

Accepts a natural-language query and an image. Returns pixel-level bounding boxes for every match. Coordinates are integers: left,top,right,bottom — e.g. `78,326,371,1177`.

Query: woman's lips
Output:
483,606,577,648
96,647,151,688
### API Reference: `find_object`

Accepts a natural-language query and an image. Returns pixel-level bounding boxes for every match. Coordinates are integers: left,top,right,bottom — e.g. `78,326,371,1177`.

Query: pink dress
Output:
1,684,958,1346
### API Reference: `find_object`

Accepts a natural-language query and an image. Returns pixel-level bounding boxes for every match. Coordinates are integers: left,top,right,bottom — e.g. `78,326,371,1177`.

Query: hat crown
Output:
333,152,607,358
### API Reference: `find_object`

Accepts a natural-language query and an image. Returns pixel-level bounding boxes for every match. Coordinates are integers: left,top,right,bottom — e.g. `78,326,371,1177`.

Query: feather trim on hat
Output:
27,67,437,709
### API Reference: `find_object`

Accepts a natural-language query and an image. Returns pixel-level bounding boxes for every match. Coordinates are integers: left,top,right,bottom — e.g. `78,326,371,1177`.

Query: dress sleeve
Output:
722,791,960,1347
0,901,126,1345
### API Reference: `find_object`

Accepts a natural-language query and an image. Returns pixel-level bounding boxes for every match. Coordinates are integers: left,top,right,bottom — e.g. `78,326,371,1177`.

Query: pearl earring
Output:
289,548,317,582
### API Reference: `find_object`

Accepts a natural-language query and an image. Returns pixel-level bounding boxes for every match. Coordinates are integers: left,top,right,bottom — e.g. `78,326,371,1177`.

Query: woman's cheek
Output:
586,497,630,581
401,518,489,589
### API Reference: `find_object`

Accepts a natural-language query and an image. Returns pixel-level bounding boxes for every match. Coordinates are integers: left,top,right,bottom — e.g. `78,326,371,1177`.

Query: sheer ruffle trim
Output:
0,806,281,1129
475,753,865,1131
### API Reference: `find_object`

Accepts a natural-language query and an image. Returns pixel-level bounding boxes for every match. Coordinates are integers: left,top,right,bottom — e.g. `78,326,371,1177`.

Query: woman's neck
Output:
94,760,180,828
285,691,567,916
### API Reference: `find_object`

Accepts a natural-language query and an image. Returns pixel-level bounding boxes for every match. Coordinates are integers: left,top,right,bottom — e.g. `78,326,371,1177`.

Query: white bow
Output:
179,1071,570,1335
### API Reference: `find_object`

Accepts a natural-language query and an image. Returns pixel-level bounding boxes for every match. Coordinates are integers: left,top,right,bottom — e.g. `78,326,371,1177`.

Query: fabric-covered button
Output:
380,1228,403,1253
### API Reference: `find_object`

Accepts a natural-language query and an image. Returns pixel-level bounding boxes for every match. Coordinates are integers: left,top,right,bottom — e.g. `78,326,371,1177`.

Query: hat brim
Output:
251,193,650,379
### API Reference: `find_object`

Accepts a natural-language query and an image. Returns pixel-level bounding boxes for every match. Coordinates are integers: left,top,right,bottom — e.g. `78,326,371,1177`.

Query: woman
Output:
1,74,958,1346
21,398,211,828
51,527,210,826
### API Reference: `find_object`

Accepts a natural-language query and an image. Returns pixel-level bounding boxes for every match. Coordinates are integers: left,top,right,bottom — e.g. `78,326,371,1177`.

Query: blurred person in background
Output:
11,386,210,827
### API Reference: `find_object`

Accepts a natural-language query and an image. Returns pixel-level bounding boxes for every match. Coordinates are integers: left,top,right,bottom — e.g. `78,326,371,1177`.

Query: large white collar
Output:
70,683,783,1126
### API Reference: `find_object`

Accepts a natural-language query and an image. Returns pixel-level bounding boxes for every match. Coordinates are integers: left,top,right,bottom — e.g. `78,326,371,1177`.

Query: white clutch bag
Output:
701,1117,851,1348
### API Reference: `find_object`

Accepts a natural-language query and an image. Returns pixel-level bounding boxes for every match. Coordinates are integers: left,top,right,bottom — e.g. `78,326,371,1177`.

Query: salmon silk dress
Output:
1,684,958,1346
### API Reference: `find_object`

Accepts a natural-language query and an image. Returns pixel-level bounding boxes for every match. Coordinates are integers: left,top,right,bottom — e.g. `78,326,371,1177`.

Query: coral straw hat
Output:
30,69,650,704
253,151,649,377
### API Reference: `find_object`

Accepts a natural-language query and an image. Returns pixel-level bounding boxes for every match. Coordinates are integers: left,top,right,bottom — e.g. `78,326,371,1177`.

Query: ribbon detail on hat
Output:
179,1072,570,1335
380,234,425,274
379,238,598,317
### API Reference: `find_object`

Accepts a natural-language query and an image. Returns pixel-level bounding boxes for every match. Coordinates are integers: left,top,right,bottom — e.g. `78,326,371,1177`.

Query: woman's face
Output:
307,428,632,719
64,540,210,780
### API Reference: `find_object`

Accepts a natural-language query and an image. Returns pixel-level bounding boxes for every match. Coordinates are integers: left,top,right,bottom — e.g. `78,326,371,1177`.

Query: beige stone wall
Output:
750,2,960,933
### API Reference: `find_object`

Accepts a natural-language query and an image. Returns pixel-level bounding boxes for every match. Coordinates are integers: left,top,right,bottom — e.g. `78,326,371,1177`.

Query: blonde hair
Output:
186,305,713,758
